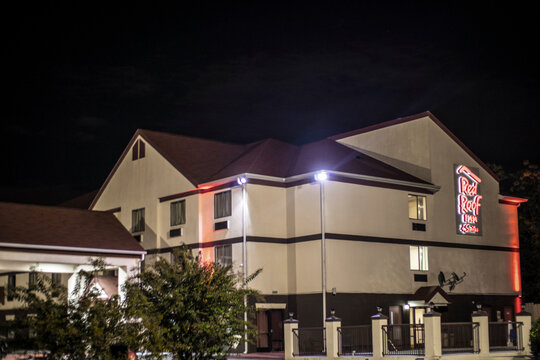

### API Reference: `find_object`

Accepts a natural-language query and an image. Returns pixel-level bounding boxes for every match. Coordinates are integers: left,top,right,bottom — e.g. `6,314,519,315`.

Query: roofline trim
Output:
199,170,441,192
0,242,147,257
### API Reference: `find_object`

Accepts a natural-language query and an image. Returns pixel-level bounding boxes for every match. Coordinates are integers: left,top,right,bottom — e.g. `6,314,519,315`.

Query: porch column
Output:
423,310,442,359
325,310,341,359
516,310,532,355
471,306,489,356
284,314,299,360
371,308,388,360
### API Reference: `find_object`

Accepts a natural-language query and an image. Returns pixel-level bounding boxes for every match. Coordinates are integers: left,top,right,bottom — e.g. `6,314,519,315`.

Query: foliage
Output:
490,161,540,303
531,317,540,359
124,247,261,359
6,260,129,359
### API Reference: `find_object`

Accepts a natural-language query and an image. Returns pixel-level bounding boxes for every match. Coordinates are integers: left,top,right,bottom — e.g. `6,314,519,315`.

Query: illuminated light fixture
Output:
404,304,410,310
237,176,247,185
314,171,328,182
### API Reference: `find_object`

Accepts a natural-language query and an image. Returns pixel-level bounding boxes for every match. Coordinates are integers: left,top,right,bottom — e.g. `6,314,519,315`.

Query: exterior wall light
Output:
404,304,410,310
237,176,247,185
314,171,328,182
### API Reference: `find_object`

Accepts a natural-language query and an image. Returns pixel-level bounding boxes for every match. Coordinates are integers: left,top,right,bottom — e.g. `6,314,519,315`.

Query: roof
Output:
59,189,99,209
0,202,145,255
329,111,499,181
411,286,452,304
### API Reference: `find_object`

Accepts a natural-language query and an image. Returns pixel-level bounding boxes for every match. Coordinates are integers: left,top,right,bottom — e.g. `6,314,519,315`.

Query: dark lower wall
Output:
252,292,518,327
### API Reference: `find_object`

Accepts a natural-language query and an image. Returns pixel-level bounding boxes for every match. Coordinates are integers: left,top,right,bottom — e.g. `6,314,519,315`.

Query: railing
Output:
441,322,479,354
337,325,372,356
489,322,523,352
292,327,326,356
382,324,425,356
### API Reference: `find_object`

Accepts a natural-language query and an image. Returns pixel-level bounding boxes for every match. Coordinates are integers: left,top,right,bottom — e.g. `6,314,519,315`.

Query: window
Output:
132,208,145,233
7,274,16,301
28,272,38,289
214,190,232,219
51,273,61,298
132,139,146,160
410,246,428,271
215,245,232,268
170,200,186,226
408,195,427,220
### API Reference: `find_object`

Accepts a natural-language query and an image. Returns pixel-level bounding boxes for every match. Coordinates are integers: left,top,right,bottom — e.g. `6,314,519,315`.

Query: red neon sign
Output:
455,165,482,235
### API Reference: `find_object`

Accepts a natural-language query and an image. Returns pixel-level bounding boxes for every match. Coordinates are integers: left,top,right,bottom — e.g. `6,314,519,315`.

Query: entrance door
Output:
256,309,284,352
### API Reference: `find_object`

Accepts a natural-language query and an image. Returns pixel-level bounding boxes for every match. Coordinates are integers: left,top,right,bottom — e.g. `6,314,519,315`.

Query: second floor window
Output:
214,190,232,219
132,208,145,233
408,195,427,220
170,200,186,226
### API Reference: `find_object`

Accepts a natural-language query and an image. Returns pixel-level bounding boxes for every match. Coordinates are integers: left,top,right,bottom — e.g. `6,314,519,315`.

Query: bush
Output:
531,317,540,359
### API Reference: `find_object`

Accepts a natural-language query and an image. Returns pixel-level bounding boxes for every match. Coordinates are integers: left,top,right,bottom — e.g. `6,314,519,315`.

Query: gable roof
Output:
411,286,452,304
0,202,145,256
329,111,498,181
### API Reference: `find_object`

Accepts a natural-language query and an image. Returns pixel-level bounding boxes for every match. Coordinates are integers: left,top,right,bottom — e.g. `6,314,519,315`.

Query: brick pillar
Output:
371,308,388,360
284,314,299,360
325,310,341,359
423,311,442,359
516,310,533,356
472,307,489,356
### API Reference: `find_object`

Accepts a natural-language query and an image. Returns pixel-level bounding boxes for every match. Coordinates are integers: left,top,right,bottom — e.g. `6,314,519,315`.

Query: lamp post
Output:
314,171,328,327
237,176,248,353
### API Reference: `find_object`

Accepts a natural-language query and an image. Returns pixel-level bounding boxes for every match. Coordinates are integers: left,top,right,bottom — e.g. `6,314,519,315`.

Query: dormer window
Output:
132,139,146,161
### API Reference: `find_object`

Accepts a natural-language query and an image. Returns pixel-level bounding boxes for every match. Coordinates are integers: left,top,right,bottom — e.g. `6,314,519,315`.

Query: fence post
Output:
284,313,299,360
423,310,442,359
371,307,388,360
471,305,489,356
516,310,532,356
325,310,341,359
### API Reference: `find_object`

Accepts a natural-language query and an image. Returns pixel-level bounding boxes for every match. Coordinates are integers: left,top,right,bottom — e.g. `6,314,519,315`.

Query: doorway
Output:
256,309,284,352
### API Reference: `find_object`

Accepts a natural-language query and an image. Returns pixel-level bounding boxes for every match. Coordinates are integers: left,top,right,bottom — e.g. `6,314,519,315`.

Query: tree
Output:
6,260,129,359
124,247,261,359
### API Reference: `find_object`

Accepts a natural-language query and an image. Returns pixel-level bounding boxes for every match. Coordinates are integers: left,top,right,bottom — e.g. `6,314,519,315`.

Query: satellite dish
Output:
438,272,446,287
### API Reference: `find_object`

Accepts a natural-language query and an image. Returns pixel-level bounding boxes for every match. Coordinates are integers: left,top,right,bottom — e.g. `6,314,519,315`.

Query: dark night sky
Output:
2,2,539,204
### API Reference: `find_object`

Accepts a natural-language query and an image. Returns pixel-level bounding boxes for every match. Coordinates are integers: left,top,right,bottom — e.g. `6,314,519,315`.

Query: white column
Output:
472,309,489,356
117,266,128,302
284,316,299,360
325,311,341,359
371,310,388,360
423,311,442,359
516,310,533,355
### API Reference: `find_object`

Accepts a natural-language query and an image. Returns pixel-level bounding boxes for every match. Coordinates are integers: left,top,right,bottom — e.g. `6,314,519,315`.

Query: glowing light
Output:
237,177,247,185
314,171,328,182
404,304,410,310
455,165,482,235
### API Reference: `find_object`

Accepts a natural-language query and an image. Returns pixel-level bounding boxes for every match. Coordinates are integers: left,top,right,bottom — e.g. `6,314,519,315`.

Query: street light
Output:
315,171,327,327
237,176,248,353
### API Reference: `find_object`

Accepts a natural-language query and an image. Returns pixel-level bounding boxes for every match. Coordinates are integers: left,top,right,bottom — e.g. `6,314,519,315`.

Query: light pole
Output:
314,171,328,327
237,176,248,353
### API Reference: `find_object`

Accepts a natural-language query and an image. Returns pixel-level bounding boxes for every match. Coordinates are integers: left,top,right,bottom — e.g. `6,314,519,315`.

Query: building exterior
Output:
90,111,525,352
0,202,146,322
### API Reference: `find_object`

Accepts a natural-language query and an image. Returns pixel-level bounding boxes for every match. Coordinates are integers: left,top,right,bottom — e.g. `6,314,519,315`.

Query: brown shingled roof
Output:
0,202,145,254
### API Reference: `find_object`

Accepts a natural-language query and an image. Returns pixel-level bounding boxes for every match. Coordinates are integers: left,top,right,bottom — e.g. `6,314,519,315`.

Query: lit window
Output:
132,139,146,161
215,245,232,268
408,195,427,220
214,190,232,219
132,208,145,233
170,200,186,226
410,246,429,271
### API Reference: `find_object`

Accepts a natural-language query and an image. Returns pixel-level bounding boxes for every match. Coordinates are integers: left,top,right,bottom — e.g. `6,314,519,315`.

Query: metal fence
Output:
292,327,326,356
441,322,479,354
489,322,523,352
337,325,372,356
382,324,425,356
